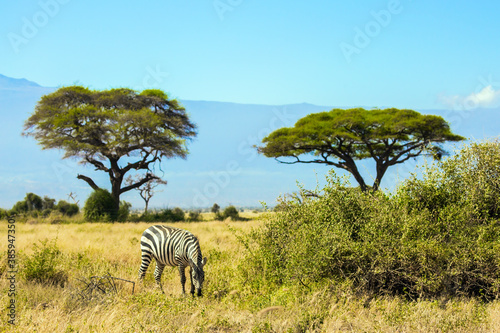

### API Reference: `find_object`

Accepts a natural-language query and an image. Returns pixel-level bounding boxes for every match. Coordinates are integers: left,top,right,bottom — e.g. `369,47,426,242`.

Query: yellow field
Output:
2,219,500,332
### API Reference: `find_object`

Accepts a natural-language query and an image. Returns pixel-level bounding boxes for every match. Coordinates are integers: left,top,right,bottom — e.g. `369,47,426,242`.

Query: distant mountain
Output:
0,74,498,209
0,74,43,89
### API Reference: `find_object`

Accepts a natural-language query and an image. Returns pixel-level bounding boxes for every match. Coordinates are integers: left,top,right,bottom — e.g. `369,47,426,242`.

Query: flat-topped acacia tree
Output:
257,108,464,191
23,86,196,218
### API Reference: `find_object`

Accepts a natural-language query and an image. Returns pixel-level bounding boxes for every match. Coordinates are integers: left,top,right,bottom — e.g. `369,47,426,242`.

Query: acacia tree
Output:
257,108,464,191
125,175,167,214
23,86,196,218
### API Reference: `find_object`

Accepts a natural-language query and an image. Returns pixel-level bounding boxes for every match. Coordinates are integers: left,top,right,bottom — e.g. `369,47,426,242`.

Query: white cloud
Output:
438,85,500,110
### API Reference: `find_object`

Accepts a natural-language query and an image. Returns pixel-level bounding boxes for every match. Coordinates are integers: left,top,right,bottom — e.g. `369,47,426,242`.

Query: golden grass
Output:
2,219,500,332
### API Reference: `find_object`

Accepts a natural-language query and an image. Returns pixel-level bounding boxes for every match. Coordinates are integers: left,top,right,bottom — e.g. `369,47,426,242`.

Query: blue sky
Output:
2,0,500,109
1,1,499,209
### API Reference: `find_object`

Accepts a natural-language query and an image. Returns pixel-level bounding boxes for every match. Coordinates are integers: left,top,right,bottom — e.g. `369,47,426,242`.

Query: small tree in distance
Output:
125,175,167,214
211,203,220,215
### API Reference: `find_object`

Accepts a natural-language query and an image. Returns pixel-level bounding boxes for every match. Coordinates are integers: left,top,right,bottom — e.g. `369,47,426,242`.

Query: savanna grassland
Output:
1,217,500,333
2,140,500,332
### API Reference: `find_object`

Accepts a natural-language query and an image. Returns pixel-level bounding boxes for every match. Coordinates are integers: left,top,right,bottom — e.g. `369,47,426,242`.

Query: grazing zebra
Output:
138,225,208,296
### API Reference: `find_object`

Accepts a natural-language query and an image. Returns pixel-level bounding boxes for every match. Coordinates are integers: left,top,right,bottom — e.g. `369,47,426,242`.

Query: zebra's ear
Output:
202,257,208,267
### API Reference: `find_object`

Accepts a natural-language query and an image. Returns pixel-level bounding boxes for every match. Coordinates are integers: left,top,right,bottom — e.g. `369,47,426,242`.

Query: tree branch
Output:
120,173,159,194
388,142,427,166
84,156,110,172
274,155,346,170
77,174,101,191
122,150,160,174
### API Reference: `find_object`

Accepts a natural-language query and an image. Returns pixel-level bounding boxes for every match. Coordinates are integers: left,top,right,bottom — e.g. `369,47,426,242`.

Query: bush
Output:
398,140,500,222
441,140,500,219
132,207,186,222
22,238,67,287
10,193,80,219
0,208,10,220
118,201,132,222
171,207,185,221
223,205,240,220
187,210,202,222
84,189,117,221
244,141,500,299
211,203,220,214
55,200,80,217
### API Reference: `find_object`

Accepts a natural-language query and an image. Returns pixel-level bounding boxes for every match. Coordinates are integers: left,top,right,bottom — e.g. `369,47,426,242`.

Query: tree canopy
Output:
23,86,196,217
257,108,464,191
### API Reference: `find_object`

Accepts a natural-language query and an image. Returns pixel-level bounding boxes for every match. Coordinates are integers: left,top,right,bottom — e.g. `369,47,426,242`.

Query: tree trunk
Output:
351,170,368,192
111,177,123,221
341,158,368,192
373,162,389,191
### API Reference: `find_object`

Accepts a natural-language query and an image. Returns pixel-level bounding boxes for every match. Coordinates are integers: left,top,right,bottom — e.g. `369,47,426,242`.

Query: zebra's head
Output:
190,257,208,296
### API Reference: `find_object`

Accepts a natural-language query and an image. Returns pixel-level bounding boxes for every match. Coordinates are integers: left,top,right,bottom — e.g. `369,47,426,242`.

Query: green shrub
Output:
55,200,80,217
118,201,132,221
12,193,48,215
244,141,500,300
187,210,202,222
134,207,186,222
11,193,80,218
211,203,220,214
441,140,500,219
22,238,68,287
83,189,117,221
223,205,240,220
0,208,9,220
171,207,185,221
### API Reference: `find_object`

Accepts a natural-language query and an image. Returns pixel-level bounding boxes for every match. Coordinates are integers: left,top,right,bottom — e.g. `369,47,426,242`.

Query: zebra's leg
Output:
153,263,165,293
138,251,153,281
189,267,195,295
178,265,187,295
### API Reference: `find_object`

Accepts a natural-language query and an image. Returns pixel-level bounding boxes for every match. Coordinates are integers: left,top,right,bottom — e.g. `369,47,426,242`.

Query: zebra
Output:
138,225,208,296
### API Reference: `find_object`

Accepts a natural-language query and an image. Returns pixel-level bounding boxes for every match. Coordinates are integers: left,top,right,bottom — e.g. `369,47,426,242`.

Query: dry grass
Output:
1,219,500,332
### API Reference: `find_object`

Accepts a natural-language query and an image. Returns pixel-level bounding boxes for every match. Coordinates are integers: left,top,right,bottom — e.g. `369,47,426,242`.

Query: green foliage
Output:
441,140,500,219
0,208,9,220
223,205,240,220
129,207,186,222
398,140,500,221
22,238,68,287
12,192,42,214
172,207,185,221
55,200,79,217
258,108,464,191
84,189,117,222
214,205,241,221
211,203,220,214
245,140,500,299
187,210,202,222
11,193,80,218
11,200,28,214
117,201,132,222
24,86,196,159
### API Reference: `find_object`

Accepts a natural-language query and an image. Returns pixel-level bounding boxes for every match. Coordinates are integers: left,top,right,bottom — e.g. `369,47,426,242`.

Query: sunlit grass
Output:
1,219,500,332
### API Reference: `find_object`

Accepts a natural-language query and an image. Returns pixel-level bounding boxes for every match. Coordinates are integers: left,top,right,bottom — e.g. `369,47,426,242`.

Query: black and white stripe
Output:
138,225,208,296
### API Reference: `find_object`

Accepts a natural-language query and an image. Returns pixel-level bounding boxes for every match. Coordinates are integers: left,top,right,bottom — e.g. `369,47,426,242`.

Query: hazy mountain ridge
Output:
0,74,498,209
0,74,44,89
